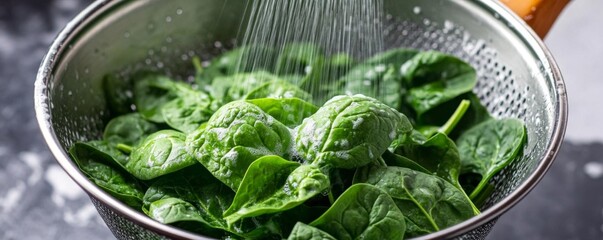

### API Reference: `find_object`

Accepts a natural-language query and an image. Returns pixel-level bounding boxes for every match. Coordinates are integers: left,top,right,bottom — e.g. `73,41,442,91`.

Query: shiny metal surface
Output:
34,0,567,239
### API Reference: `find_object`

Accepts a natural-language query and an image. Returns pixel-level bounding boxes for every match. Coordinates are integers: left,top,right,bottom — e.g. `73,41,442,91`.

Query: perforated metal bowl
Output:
34,0,567,239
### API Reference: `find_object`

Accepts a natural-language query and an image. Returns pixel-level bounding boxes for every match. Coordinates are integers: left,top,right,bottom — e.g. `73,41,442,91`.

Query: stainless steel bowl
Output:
34,0,567,239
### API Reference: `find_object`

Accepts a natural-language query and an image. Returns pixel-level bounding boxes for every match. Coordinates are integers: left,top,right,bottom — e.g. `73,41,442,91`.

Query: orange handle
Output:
501,0,570,38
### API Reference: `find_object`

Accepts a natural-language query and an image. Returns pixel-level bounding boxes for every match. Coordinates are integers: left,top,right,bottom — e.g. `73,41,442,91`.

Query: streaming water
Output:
235,0,385,101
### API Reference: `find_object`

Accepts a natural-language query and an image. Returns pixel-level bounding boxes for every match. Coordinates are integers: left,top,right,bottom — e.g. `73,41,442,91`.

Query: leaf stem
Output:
438,99,470,135
116,143,133,154
471,183,495,208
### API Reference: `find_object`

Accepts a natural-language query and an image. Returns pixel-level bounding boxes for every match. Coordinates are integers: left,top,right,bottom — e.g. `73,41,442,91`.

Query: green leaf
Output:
127,130,196,180
69,142,144,208
188,101,293,191
355,166,476,238
245,81,312,102
224,156,329,225
276,43,324,77
456,118,527,199
103,113,161,149
391,131,480,214
299,53,356,105
295,94,411,169
82,140,130,169
201,45,278,82
287,222,336,240
381,150,429,174
401,51,477,117
143,165,282,239
133,74,188,123
247,98,318,128
309,183,406,240
213,71,281,102
340,49,418,109
161,90,213,133
393,132,461,189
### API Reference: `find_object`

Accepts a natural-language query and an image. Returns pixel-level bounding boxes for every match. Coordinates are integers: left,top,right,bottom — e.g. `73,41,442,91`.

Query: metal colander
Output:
34,0,567,239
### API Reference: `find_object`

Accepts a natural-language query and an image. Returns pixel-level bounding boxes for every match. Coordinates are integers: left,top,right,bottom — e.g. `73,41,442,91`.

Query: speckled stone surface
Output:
0,0,601,239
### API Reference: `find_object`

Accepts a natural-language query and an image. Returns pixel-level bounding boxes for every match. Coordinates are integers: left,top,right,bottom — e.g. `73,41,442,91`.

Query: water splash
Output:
235,0,385,102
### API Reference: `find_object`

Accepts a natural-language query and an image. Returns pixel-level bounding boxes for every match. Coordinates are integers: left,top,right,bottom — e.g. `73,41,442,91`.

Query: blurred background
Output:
0,0,601,239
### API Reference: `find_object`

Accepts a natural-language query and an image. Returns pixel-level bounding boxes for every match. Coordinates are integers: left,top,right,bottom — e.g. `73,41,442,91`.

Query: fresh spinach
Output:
161,90,213,133
103,113,161,148
133,74,181,123
391,131,480,214
392,132,461,189
69,142,144,208
381,150,429,174
288,222,336,240
247,98,318,128
340,49,418,109
201,45,278,81
224,155,329,224
245,80,312,101
276,43,323,77
355,166,476,238
456,118,527,199
126,130,196,180
401,51,477,118
215,71,308,102
309,183,406,240
74,46,529,240
188,101,293,190
143,164,282,239
295,94,412,169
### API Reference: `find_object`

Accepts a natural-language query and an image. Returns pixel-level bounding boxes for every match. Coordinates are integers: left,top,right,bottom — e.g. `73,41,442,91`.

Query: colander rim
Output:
34,0,567,239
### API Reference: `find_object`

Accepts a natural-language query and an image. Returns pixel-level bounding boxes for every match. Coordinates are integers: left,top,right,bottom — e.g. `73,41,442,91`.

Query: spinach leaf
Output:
295,94,411,169
127,130,196,180
133,74,182,123
245,80,312,101
355,166,476,238
381,150,429,174
224,155,329,225
247,98,318,128
69,142,144,208
201,45,278,81
147,198,237,239
141,164,233,217
81,140,130,169
401,51,477,118
143,164,282,239
340,49,418,109
188,101,293,191
161,90,213,133
391,131,480,214
341,65,401,108
276,43,323,77
299,53,355,105
456,118,527,199
103,113,161,149
288,222,336,240
309,183,406,240
214,71,281,102
392,132,461,189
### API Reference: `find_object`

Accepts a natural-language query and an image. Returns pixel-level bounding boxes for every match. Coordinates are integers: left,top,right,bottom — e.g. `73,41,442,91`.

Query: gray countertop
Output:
0,0,601,239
